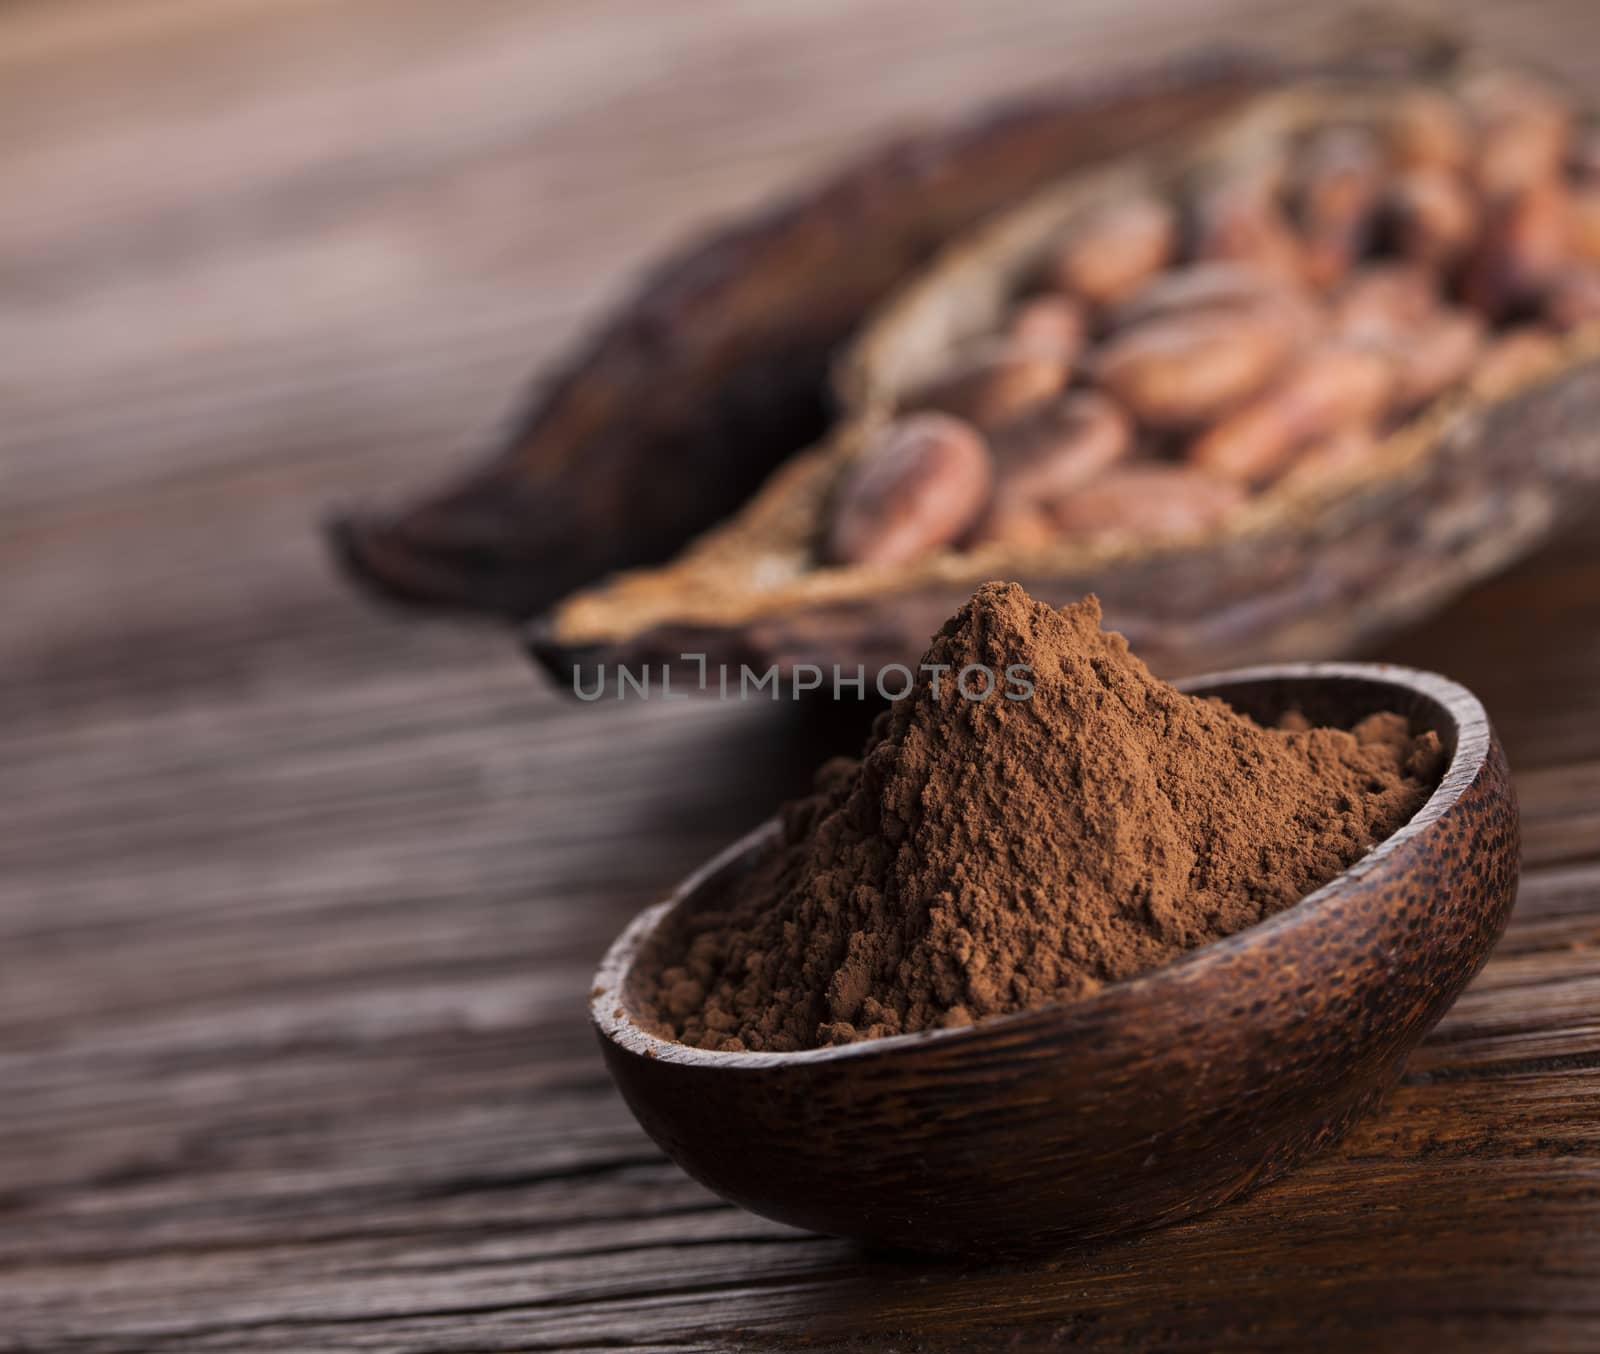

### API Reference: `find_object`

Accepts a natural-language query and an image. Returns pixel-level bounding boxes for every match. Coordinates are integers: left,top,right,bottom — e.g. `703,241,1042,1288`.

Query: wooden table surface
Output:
7,3,1600,1350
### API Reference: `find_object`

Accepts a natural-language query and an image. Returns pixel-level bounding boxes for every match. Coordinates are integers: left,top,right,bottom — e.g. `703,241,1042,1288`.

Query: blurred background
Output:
7,2,1600,1349
9,0,1599,699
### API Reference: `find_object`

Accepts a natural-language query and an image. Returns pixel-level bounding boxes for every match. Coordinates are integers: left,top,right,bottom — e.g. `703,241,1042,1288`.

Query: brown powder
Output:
641,583,1442,1052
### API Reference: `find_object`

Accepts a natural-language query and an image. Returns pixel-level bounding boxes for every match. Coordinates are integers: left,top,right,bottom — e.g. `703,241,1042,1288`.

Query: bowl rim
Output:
591,660,1492,1069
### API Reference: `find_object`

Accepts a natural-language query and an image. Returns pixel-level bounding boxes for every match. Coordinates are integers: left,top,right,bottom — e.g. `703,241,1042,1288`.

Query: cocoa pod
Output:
1295,127,1385,289
536,346,1600,692
1094,306,1297,429
1040,194,1179,306
1186,345,1395,482
1387,89,1472,173
1006,295,1089,360
1048,466,1247,538
1468,326,1565,399
904,343,1069,428
327,55,1277,618
531,67,1600,699
1462,179,1573,322
826,414,993,567
1383,167,1480,269
990,392,1133,502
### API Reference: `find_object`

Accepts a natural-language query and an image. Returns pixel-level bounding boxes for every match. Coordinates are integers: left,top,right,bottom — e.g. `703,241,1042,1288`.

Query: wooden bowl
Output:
591,663,1519,1254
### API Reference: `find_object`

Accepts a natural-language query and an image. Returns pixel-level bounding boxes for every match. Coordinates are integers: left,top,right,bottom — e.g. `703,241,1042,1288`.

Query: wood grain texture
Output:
4,1,1600,1350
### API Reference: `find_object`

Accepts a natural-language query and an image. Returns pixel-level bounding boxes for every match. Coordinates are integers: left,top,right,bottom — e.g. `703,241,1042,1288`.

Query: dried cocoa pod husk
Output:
1274,427,1382,487
1468,326,1565,399
326,53,1283,617
533,346,1600,690
532,64,1600,693
302,39,1600,701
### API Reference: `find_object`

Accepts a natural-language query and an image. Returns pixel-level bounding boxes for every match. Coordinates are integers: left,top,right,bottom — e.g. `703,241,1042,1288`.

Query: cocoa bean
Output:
1543,265,1600,331
1109,261,1291,330
1277,427,1382,485
1332,268,1484,410
1048,466,1247,538
1467,75,1572,200
1006,295,1089,361
1568,186,1600,264
1334,263,1439,343
1190,176,1308,286
1383,168,1480,270
1294,127,1385,290
1569,124,1600,183
964,499,1063,550
1186,344,1395,483
904,342,1069,428
1388,308,1487,410
864,77,1587,564
1462,179,1572,322
1040,194,1178,306
826,414,993,567
990,392,1133,503
1388,89,1472,174
1094,306,1298,429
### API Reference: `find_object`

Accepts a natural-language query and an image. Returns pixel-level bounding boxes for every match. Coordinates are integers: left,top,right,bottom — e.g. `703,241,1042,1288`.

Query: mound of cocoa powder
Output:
640,583,1443,1052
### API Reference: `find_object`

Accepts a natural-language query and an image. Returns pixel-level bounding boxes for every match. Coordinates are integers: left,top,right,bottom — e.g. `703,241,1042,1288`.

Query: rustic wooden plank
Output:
1376,522,1600,773
8,1,1600,1351
3,837,1598,1350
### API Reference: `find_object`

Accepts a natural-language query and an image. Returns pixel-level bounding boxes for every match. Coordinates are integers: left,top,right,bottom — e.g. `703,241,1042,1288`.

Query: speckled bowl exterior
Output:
592,663,1519,1254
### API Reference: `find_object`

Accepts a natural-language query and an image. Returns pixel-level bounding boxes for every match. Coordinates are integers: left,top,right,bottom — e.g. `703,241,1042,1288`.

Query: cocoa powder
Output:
641,583,1442,1052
